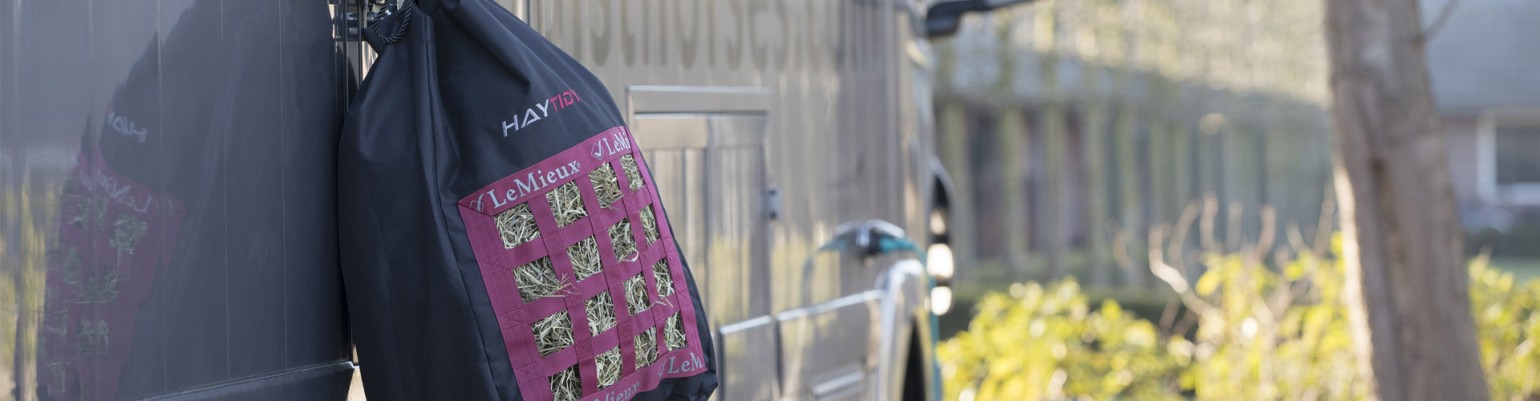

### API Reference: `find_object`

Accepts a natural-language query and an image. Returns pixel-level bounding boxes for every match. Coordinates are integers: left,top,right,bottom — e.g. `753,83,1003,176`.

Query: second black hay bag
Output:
338,1,718,400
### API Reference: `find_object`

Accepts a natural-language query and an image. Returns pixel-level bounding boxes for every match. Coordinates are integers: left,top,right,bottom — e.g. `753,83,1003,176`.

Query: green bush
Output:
938,281,1184,400
1469,256,1540,400
939,244,1540,400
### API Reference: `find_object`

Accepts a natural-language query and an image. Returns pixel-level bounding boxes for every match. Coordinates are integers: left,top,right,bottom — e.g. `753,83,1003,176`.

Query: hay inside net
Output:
584,292,617,335
665,313,687,351
634,328,658,368
651,259,674,297
61,178,84,227
567,237,602,280
639,206,659,244
620,155,643,191
609,220,637,262
532,311,574,357
589,164,623,208
549,365,581,401
84,268,120,304
596,347,622,389
495,203,540,249
111,215,148,253
546,182,587,227
66,185,108,230
514,257,565,303
624,274,650,315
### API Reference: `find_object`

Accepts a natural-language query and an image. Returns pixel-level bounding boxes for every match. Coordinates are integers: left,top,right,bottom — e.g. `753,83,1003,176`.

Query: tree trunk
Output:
1325,0,1490,400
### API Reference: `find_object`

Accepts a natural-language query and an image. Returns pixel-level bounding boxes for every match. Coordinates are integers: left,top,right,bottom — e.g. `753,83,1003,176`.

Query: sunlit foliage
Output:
941,242,1540,400
938,281,1183,401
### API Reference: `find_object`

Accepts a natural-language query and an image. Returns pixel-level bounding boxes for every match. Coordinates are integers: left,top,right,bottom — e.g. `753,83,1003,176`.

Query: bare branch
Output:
1286,221,1307,256
1254,206,1277,263
1168,202,1200,273
1158,295,1181,336
1147,228,1189,293
1226,200,1244,253
1201,193,1219,253
1148,227,1214,314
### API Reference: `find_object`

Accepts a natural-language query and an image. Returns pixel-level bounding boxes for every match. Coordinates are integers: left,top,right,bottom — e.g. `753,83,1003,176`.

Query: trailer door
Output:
629,87,776,401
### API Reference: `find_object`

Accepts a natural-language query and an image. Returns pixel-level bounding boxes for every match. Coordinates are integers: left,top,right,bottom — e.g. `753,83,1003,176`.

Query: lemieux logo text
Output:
471,160,584,213
501,89,582,137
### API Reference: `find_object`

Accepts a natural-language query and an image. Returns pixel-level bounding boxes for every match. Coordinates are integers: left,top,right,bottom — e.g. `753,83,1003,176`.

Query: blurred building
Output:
931,0,1335,287
1423,0,1540,258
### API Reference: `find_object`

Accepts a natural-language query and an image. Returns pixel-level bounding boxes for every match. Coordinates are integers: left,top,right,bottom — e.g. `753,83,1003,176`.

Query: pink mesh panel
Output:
38,151,186,401
458,126,709,401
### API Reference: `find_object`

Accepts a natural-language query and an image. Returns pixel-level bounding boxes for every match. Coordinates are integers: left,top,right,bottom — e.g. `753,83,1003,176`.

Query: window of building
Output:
1494,125,1540,186
1480,116,1540,204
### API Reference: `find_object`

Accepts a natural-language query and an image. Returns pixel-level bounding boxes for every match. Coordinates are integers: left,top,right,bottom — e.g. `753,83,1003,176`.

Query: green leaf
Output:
1100,300,1124,321
1195,271,1222,297
1283,261,1306,280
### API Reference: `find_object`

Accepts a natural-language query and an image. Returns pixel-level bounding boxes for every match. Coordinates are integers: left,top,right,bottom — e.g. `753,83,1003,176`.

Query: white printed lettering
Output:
534,100,550,117
495,90,582,137
502,119,518,137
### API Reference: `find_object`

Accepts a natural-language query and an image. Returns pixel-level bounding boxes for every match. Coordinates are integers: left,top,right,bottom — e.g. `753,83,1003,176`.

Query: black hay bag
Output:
338,1,718,400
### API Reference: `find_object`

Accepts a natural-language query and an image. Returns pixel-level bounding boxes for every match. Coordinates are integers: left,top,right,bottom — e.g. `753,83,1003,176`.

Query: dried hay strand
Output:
549,365,581,401
585,292,617,335
532,311,575,357
546,182,587,227
624,274,650,315
664,313,687,351
78,319,110,357
651,259,675,297
639,206,659,243
620,155,643,191
589,164,623,208
495,203,539,248
634,328,659,368
596,347,622,389
514,257,565,303
567,237,603,280
66,183,109,230
609,220,638,262
61,178,85,227
81,268,120,304
111,214,148,253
